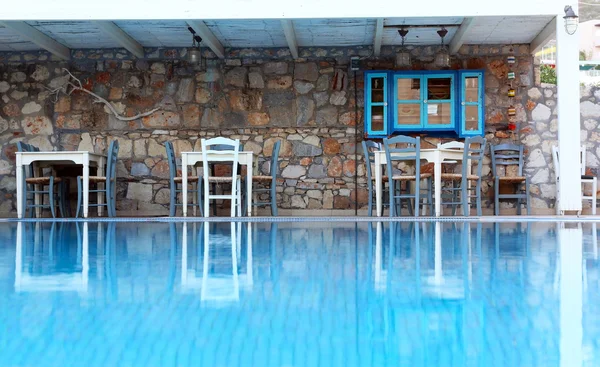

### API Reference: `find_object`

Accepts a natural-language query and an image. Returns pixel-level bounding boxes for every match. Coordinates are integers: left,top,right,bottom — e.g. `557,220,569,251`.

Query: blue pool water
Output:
0,220,599,366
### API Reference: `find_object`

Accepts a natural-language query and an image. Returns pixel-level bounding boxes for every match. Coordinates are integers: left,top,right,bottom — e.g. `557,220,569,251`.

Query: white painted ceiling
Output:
0,16,555,53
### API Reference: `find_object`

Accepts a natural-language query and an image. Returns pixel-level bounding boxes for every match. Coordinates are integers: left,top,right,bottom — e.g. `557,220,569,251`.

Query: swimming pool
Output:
1,220,598,366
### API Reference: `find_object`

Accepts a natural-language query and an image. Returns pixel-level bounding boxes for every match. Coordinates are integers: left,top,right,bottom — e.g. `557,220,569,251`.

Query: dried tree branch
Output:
47,68,160,121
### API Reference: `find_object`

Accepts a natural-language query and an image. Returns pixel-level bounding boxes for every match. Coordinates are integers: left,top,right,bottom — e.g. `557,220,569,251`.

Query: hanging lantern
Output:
508,121,517,131
507,71,516,79
507,56,516,64
186,27,203,65
507,106,516,116
434,27,450,69
508,88,516,98
395,28,411,68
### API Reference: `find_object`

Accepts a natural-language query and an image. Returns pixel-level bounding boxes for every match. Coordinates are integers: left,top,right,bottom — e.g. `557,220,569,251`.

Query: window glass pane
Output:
397,103,421,126
427,103,451,125
427,78,452,100
371,105,385,131
465,106,479,131
397,78,420,100
371,77,385,102
464,77,479,103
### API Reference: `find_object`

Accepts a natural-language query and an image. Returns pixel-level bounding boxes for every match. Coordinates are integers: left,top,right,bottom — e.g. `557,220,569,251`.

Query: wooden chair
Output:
440,136,487,216
362,140,398,216
491,143,530,215
75,140,119,217
201,137,242,217
383,135,433,217
245,140,280,216
165,141,203,216
17,142,65,218
552,145,597,214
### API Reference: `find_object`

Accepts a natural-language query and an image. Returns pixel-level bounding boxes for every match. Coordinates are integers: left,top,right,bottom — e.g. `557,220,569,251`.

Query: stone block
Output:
333,195,350,209
126,182,153,202
323,138,341,155
281,165,306,179
316,106,338,126
330,91,347,106
268,106,294,126
134,139,147,157
294,81,314,94
21,101,42,115
176,79,195,103
195,88,211,104
264,62,288,75
225,67,247,87
22,116,53,135
293,141,322,157
0,81,9,93
316,75,330,91
581,100,600,118
155,188,171,205
148,139,167,157
248,112,270,126
196,68,221,82
314,92,329,107
291,195,307,208
267,76,292,89
527,88,543,100
308,164,327,178
10,90,28,100
294,62,319,81
328,157,342,177
151,160,170,178
229,90,263,111
532,104,551,122
182,104,201,127
151,62,166,74
264,90,294,107
249,72,265,88
142,111,181,128
131,162,150,176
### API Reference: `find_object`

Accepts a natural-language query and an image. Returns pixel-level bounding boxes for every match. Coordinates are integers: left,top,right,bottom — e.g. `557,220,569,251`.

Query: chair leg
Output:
494,178,500,216
75,177,82,218
197,181,204,217
49,178,56,219
414,180,420,217
451,182,458,216
476,180,482,217
58,182,66,218
388,181,395,217
271,180,278,216
427,178,433,216
462,179,469,216
593,178,597,215
170,183,177,217
367,185,373,217
525,178,531,215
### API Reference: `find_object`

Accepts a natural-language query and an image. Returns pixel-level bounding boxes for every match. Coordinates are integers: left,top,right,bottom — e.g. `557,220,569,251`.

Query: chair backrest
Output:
554,145,587,178
17,142,39,178
201,137,240,217
383,135,420,179
269,140,281,179
491,143,524,177
463,136,486,178
165,141,178,182
106,140,119,182
361,140,381,182
438,141,464,150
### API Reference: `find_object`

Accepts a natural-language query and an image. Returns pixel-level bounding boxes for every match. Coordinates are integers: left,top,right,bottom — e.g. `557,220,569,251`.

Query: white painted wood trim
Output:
94,21,145,58
555,9,582,213
0,0,564,20
186,20,225,59
449,17,474,55
0,21,70,60
280,19,299,59
373,18,384,57
530,17,557,55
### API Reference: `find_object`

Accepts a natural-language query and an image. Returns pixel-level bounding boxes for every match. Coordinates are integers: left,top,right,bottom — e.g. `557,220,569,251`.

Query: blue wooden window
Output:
364,73,388,137
364,70,484,137
458,71,484,136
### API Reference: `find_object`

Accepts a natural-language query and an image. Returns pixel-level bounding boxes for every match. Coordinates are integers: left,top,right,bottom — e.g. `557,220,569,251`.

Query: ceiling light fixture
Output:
395,28,411,68
434,27,450,69
563,5,579,35
187,27,203,64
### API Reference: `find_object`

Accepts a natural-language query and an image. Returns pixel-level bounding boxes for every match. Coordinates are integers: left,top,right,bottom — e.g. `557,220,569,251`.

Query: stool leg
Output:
525,178,531,215
49,178,56,219
75,177,82,218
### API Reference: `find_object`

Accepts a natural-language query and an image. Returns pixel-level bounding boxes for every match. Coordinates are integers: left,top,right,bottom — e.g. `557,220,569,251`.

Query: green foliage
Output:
540,64,556,85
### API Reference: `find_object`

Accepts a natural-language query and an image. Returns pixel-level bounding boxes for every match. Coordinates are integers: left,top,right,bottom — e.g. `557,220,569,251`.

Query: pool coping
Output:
3,216,600,223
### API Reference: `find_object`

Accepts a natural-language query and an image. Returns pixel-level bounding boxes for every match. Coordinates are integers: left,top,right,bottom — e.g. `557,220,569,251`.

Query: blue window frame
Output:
364,70,484,138
458,71,484,136
364,73,388,137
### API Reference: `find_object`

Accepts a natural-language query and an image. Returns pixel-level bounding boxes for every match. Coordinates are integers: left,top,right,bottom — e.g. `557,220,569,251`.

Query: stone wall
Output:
0,44,563,216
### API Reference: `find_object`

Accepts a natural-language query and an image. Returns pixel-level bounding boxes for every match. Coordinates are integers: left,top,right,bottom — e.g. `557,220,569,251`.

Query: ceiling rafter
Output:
530,17,556,55
0,21,70,60
94,21,145,58
186,20,225,59
280,20,299,59
373,18,384,57
449,17,474,54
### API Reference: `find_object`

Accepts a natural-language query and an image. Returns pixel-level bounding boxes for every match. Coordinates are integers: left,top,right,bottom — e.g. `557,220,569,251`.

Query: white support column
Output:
449,17,474,54
556,10,582,214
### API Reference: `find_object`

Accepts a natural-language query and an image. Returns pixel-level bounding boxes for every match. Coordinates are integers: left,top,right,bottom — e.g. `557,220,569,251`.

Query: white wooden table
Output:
181,151,254,217
16,151,106,218
374,148,466,217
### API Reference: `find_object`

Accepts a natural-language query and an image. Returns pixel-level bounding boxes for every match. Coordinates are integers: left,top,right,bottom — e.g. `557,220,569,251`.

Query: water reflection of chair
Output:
181,222,253,305
15,222,89,293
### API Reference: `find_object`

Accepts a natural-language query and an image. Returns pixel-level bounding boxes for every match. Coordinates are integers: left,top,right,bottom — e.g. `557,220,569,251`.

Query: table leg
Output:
434,151,442,217
182,154,188,217
247,160,252,217
375,154,382,217
83,161,90,218
97,157,105,217
16,155,23,219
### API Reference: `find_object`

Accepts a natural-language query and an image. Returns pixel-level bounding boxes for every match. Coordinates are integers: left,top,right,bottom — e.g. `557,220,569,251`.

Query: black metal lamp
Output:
187,27,203,64
564,5,579,35
395,28,411,68
434,27,450,68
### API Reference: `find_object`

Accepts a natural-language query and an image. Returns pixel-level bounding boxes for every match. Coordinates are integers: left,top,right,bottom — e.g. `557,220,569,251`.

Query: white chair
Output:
552,145,597,215
201,137,242,217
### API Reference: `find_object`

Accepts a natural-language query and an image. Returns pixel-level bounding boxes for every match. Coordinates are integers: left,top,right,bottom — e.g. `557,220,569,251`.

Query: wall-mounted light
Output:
395,28,411,68
434,27,450,69
187,27,203,64
564,5,579,35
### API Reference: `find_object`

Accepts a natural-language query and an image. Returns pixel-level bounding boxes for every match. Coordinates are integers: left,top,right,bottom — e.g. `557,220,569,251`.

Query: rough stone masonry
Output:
0,44,596,215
